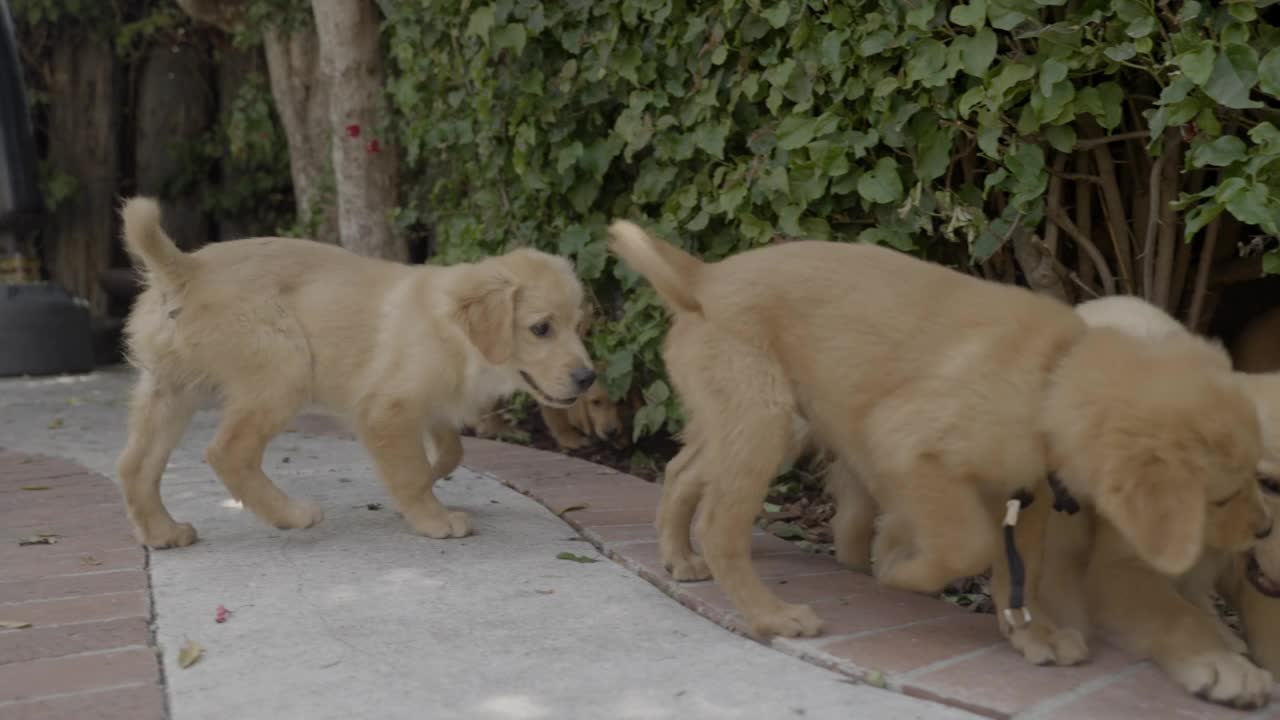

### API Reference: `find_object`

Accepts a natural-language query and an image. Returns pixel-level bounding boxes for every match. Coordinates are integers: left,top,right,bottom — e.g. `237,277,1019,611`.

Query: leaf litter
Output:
177,639,204,668
555,552,599,563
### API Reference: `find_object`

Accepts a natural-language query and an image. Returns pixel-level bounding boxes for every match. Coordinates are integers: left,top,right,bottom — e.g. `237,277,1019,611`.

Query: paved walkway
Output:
1,369,975,720
2,369,1277,719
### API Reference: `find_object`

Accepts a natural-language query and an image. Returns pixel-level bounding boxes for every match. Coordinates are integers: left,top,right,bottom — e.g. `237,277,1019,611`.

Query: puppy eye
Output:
530,321,552,338
591,399,602,407
1259,475,1280,496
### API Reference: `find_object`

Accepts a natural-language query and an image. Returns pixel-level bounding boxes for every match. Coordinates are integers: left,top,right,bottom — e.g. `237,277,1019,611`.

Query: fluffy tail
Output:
606,220,703,314
120,197,193,287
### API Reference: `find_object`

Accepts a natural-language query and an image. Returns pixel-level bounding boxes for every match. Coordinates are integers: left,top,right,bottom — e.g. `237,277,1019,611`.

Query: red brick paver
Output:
0,450,164,719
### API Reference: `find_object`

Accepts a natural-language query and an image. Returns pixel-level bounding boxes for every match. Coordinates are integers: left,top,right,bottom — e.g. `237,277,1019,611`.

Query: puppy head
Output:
1235,373,1280,595
453,248,595,407
1047,328,1265,575
567,364,624,443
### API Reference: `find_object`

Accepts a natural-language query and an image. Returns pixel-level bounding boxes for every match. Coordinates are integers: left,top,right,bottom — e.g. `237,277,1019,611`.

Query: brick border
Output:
452,437,1273,719
0,450,166,720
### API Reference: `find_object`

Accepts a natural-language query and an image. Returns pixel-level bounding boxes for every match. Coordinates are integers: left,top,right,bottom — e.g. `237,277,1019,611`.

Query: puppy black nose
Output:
1257,522,1274,540
570,367,596,392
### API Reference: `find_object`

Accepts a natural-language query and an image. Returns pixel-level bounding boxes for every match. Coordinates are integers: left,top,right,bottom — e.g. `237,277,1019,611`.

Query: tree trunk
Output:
262,25,339,245
134,43,213,250
176,0,338,245
42,37,119,313
311,0,404,260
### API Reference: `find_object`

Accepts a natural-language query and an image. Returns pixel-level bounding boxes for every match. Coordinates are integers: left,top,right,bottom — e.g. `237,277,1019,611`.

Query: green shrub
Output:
386,0,1280,442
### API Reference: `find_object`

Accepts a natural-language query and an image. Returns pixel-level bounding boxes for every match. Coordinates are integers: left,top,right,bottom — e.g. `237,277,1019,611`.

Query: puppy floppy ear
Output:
454,270,518,365
1096,453,1204,575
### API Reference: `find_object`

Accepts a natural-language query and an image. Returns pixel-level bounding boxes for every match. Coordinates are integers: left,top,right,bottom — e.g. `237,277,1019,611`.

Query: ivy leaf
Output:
956,28,997,78
949,0,987,28
762,3,790,29
1044,125,1076,153
1125,15,1156,38
1260,48,1280,98
906,40,947,85
1204,44,1263,110
1104,43,1136,62
693,124,729,159
1176,42,1215,87
1189,136,1247,168
1183,200,1224,240
576,239,608,280
857,158,904,205
777,115,820,150
1226,184,1277,233
465,5,496,39
492,23,527,55
1039,58,1067,97
858,227,915,252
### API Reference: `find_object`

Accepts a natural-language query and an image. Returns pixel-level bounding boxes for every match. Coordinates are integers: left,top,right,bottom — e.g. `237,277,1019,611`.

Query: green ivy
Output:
385,0,1280,442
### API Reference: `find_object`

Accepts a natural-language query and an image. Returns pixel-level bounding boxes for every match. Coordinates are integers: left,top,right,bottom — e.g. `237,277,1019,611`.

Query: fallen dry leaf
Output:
20,486,50,491
535,588,555,595
0,620,32,630
47,417,64,430
18,534,58,546
555,552,598,564
80,555,102,566
556,503,589,516
177,639,204,668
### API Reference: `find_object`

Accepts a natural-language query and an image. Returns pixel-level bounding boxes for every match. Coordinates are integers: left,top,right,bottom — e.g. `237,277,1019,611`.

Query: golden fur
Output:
1038,295,1278,708
115,197,594,548
609,221,1264,669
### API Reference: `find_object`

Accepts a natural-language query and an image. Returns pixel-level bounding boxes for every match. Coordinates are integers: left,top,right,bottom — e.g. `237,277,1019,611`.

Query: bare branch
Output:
1152,131,1183,310
1074,131,1150,150
1047,204,1117,295
1188,216,1222,331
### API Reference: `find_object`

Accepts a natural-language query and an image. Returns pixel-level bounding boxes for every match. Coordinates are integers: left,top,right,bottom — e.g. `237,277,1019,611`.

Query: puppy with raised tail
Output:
115,197,595,548
608,220,1264,668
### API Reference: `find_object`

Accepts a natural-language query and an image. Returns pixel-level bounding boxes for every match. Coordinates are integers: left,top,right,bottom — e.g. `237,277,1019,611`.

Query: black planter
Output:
0,282,94,377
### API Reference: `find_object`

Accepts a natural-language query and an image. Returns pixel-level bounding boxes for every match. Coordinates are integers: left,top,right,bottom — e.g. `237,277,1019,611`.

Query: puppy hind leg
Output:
206,389,322,531
657,439,711,581
116,375,201,548
699,410,822,639
826,457,876,572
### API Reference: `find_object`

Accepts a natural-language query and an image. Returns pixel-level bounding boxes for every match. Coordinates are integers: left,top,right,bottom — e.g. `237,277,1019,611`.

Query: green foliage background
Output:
382,0,1280,441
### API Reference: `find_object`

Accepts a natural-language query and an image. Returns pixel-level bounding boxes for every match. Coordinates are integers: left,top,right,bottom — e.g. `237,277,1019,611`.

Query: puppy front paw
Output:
137,520,198,549
746,602,823,640
663,552,711,582
1007,621,1088,666
276,500,324,530
1172,651,1273,709
411,510,472,539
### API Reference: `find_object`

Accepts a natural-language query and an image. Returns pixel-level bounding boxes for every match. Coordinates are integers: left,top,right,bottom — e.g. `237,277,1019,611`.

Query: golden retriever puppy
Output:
115,197,595,548
1036,295,1278,708
608,221,1264,668
1234,305,1280,372
469,362,624,449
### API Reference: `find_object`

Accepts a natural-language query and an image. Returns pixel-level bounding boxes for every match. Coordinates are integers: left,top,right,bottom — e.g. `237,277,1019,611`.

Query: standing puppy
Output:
116,197,595,548
609,221,1263,668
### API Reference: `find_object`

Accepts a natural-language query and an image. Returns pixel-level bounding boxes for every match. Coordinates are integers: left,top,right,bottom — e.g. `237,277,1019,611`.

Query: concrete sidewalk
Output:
0,369,977,720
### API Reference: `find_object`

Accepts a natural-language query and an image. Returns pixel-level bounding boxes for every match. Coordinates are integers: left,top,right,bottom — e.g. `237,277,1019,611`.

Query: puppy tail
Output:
606,220,703,314
120,196,194,287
